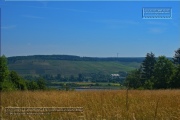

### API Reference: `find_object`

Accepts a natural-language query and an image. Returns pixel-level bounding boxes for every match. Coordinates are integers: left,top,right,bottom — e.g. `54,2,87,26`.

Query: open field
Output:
1,90,180,120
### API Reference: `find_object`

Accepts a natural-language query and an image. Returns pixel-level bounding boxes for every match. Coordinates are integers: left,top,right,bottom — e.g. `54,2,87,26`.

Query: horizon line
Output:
6,54,172,58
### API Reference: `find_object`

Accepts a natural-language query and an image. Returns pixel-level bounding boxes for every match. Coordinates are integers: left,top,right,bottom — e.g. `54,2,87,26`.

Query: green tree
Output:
125,69,142,89
78,73,84,82
56,74,62,81
9,71,27,90
141,52,156,84
144,79,154,89
1,80,16,91
0,55,9,90
173,48,180,65
171,65,180,88
153,56,174,89
37,78,46,90
69,75,76,82
26,81,39,90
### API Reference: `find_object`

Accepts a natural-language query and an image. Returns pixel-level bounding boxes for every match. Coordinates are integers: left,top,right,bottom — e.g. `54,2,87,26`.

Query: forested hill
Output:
8,55,145,63
6,55,173,78
7,55,144,77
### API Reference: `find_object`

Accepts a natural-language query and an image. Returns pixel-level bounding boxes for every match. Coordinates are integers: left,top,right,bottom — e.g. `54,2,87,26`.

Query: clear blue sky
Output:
1,1,180,57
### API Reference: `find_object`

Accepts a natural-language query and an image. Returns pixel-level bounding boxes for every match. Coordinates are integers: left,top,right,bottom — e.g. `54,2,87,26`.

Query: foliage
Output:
0,55,10,89
125,49,180,89
1,80,16,91
0,55,46,91
144,79,154,89
26,81,39,90
153,56,174,89
37,78,46,90
125,69,142,89
171,65,180,88
78,73,84,82
141,52,156,84
173,48,180,65
55,74,62,81
9,71,27,90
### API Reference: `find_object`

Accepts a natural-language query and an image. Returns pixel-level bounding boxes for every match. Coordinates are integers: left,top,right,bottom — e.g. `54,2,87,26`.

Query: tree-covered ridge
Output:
8,55,145,63
7,55,143,78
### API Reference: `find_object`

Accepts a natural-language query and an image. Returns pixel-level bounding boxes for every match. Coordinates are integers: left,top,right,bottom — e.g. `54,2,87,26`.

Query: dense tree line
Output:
8,55,144,63
125,48,180,89
24,72,125,83
0,55,46,91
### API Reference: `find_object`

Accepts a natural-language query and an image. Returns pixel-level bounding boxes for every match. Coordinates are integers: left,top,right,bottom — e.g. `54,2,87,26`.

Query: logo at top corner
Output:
142,7,172,19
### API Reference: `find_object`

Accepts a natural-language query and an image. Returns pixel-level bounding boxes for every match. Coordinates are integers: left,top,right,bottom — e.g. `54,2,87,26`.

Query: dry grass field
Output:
1,90,180,120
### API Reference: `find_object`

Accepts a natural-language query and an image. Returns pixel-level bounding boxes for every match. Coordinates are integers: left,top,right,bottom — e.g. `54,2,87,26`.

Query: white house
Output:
111,74,120,78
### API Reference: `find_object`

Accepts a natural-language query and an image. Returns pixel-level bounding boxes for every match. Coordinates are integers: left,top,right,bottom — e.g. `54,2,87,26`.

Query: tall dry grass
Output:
1,90,180,120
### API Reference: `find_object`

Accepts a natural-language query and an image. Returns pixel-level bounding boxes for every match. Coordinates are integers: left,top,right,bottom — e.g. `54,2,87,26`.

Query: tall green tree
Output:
173,48,180,65
0,55,10,90
153,56,174,89
141,52,156,84
0,55,9,82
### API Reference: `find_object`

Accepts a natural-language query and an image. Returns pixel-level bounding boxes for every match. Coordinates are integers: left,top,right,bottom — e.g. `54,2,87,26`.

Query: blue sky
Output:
0,1,180,57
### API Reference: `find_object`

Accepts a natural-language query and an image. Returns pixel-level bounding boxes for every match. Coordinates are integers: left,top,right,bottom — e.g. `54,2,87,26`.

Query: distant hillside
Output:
7,55,144,77
8,55,145,62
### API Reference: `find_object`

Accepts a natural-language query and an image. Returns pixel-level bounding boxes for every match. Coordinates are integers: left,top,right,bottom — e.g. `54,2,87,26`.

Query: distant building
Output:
111,74,120,78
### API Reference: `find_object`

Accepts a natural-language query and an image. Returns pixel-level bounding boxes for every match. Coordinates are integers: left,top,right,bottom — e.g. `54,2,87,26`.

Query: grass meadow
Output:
1,90,180,120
